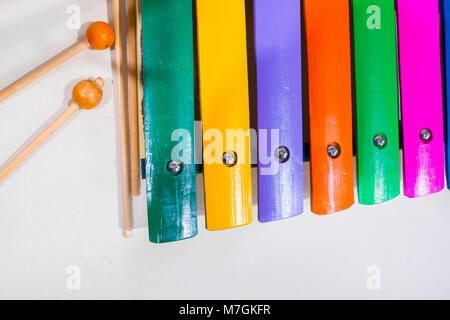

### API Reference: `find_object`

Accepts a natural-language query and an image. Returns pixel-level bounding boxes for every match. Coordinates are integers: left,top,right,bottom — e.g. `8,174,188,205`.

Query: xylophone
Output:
139,0,450,243
3,0,450,245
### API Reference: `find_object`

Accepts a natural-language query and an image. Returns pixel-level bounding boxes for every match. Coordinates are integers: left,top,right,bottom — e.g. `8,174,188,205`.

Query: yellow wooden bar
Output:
196,0,253,230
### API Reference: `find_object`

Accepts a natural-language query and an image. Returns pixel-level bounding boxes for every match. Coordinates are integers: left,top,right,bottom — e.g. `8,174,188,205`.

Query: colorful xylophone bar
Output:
397,0,445,197
141,0,198,243
352,0,401,205
304,0,355,215
196,0,253,231
254,0,304,222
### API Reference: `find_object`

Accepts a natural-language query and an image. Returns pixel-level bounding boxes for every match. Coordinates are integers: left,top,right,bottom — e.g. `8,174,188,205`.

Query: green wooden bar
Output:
142,0,197,243
352,0,400,204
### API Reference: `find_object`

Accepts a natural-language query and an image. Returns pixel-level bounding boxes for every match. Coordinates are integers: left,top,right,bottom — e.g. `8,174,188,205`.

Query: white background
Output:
1,0,450,299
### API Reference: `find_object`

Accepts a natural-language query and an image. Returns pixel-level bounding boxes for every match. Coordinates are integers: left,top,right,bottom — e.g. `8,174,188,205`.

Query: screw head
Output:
373,134,387,149
420,128,433,144
222,151,237,167
167,161,183,176
327,143,341,159
275,146,290,163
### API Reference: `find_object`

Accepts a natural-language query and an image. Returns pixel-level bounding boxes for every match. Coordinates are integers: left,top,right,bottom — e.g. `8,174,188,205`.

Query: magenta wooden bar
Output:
396,0,445,197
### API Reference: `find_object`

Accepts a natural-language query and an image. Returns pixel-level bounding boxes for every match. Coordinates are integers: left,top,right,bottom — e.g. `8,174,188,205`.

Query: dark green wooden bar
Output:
142,0,197,243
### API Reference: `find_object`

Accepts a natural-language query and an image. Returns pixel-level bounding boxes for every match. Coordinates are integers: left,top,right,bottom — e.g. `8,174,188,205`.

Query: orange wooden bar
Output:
303,0,354,215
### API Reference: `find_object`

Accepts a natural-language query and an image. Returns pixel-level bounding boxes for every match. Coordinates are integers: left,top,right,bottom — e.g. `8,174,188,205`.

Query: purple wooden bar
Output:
254,0,303,222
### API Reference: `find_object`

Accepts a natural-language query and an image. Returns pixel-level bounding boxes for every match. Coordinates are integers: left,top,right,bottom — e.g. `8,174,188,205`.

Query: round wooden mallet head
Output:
86,21,115,50
72,77,105,109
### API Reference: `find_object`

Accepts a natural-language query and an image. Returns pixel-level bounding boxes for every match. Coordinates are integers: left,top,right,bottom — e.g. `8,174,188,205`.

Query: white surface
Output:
1,0,450,300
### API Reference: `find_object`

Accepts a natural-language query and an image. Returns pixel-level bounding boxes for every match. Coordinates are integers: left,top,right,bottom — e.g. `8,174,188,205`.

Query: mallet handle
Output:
128,0,141,196
0,40,90,103
113,0,133,237
0,102,79,184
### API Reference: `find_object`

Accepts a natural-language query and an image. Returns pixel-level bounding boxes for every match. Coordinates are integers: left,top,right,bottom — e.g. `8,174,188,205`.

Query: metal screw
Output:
420,128,433,144
327,143,341,159
373,134,387,149
222,151,237,167
167,161,183,176
275,146,290,163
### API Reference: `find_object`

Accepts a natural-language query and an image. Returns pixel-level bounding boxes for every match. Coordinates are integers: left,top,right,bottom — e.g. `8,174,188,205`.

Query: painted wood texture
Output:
352,0,400,204
440,0,450,188
142,0,197,243
254,0,303,222
196,0,253,230
303,0,354,215
397,0,445,197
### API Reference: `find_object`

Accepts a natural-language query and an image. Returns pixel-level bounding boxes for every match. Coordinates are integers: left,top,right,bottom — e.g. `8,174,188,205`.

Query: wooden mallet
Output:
112,0,133,237
0,22,114,103
0,77,105,184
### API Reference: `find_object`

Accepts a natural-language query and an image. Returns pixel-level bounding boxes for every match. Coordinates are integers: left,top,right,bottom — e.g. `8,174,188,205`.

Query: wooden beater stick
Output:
0,78,105,184
113,0,133,237
136,0,146,167
0,22,115,103
127,0,141,196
